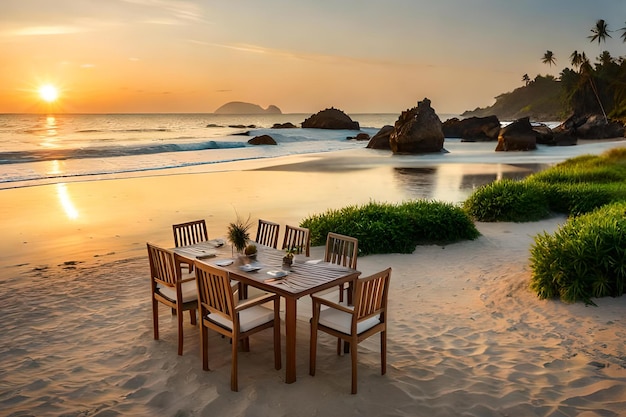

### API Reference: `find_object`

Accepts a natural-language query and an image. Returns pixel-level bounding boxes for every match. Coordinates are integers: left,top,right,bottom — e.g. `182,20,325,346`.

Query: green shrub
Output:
529,202,626,304
462,179,550,222
300,200,479,255
538,182,626,215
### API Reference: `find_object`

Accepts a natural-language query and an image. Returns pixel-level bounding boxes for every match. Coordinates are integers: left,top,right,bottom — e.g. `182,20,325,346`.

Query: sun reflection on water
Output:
56,183,79,219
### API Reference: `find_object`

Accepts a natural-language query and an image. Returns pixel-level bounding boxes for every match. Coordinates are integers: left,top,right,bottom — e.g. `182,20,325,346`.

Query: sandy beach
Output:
2,143,626,416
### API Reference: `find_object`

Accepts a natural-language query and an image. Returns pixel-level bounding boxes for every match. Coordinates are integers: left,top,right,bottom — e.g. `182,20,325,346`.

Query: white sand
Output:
1,145,626,416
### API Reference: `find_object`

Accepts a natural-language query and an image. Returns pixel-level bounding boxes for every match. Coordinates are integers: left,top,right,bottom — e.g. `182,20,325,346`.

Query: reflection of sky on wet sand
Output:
392,163,549,204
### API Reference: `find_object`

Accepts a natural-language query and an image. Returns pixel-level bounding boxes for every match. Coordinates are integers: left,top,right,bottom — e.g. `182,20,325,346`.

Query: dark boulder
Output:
272,122,297,129
554,113,625,139
389,98,445,154
366,125,393,150
495,117,537,151
248,135,277,145
442,115,501,141
301,108,360,130
347,132,370,141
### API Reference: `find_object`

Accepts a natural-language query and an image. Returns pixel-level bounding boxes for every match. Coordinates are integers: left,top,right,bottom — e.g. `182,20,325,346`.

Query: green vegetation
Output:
462,148,626,303
463,148,626,221
300,200,479,256
529,202,626,304
465,19,626,123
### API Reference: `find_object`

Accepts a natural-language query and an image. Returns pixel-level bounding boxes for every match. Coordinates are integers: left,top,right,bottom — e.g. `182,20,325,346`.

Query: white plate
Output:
267,270,289,278
214,259,233,266
239,264,262,272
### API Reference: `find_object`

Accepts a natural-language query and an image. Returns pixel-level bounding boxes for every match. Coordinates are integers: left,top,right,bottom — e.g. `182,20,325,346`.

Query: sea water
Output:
0,113,622,192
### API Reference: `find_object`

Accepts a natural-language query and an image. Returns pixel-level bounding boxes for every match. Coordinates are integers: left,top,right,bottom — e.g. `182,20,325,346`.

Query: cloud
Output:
6,25,86,36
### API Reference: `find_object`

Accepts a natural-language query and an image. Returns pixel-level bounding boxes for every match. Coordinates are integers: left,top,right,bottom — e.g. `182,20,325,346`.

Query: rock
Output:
389,98,445,154
554,113,625,139
347,132,370,141
272,122,297,129
442,116,501,141
214,101,282,114
532,123,554,145
248,135,277,145
301,108,360,130
366,125,393,150
495,117,537,151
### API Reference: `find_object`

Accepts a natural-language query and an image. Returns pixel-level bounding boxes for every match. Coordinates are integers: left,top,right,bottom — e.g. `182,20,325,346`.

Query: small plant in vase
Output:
244,243,257,260
227,213,252,255
283,246,298,267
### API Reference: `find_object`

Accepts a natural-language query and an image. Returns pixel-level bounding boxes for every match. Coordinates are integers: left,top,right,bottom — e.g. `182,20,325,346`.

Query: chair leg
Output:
201,324,209,371
336,338,342,355
177,307,184,356
339,283,344,302
231,336,239,391
309,322,318,376
189,309,197,326
152,298,159,340
381,330,387,375
351,337,358,395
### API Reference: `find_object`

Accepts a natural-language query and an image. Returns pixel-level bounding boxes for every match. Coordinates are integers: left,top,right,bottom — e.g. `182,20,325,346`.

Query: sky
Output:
1,0,625,115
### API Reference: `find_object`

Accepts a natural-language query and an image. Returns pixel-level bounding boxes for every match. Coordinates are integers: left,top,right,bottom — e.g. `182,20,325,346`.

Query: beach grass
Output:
300,200,479,255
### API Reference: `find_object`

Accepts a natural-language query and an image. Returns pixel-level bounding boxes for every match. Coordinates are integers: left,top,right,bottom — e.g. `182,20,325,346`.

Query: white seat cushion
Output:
158,280,197,303
318,304,380,335
207,305,274,332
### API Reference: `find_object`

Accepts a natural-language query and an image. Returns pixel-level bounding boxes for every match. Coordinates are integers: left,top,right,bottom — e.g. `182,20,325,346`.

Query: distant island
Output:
214,101,282,115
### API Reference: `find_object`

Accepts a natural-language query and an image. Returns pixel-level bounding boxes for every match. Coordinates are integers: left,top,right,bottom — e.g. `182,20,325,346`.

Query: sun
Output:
38,84,59,103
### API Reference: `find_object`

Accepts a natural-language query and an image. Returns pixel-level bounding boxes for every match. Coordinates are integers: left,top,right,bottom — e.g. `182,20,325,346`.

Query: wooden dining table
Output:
172,239,360,384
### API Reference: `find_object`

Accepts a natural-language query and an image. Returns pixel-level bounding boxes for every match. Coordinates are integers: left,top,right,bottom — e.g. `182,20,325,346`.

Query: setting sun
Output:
38,84,59,103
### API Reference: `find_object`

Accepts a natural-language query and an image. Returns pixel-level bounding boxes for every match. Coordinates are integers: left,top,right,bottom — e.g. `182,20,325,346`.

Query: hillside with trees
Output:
464,19,626,124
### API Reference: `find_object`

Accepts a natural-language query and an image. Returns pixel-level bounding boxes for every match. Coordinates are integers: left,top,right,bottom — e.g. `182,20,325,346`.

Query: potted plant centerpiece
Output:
244,243,257,260
227,213,252,256
283,246,298,267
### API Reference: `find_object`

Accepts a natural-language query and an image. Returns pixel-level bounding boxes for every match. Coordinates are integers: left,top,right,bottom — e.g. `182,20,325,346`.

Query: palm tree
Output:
541,50,556,67
570,50,584,69
522,73,531,86
588,19,611,44
620,22,626,42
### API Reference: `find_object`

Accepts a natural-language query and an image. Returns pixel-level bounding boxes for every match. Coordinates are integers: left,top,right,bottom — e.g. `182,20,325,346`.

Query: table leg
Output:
285,297,297,383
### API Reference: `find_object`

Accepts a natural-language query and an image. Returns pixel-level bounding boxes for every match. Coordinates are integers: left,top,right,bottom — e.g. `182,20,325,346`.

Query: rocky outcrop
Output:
347,133,370,141
271,122,298,129
554,113,625,139
248,135,277,145
495,117,537,151
366,125,393,150
389,98,445,154
442,116,501,141
301,108,360,130
214,101,282,114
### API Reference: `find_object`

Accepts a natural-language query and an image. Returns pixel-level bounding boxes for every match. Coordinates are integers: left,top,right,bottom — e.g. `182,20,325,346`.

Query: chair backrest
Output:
324,232,358,269
147,243,179,288
173,219,208,247
195,262,236,322
282,225,310,257
256,219,280,248
353,267,391,323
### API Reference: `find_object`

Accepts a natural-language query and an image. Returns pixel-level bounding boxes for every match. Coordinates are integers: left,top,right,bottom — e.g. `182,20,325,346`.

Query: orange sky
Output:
1,1,624,114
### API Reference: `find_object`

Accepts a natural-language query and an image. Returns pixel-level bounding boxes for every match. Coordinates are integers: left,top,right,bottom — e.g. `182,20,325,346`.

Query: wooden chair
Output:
325,232,359,303
195,261,281,392
147,243,198,356
255,219,280,248
172,219,209,273
282,225,311,257
309,267,391,394
238,218,281,299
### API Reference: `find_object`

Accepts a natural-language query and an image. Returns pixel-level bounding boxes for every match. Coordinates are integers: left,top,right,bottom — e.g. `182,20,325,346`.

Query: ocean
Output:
0,112,622,192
